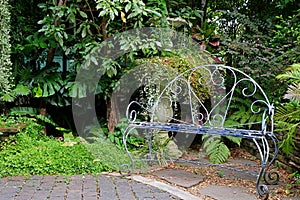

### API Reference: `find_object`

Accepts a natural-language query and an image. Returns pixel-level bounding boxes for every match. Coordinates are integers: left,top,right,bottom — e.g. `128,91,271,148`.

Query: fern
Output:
2,84,31,102
275,121,298,155
275,63,300,155
202,135,231,164
9,107,57,126
284,82,300,101
226,136,242,146
276,63,300,83
275,101,300,123
275,102,300,155
226,92,265,129
225,107,262,129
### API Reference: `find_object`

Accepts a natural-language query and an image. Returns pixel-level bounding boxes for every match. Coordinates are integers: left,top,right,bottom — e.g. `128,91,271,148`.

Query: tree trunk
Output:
107,94,120,133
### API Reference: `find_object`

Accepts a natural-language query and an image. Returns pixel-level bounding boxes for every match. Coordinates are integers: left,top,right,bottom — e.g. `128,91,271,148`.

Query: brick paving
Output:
0,174,181,200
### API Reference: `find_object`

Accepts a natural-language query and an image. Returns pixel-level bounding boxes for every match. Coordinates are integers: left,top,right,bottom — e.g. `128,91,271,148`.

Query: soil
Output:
140,147,300,200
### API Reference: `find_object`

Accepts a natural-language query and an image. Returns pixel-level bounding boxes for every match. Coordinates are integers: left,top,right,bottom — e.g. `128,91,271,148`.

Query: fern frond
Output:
284,82,300,101
36,115,57,126
9,107,57,126
9,107,39,116
231,97,252,107
202,135,220,151
276,63,300,83
275,102,300,123
276,70,300,82
226,136,242,146
275,121,299,155
208,142,230,164
287,63,300,71
202,135,230,164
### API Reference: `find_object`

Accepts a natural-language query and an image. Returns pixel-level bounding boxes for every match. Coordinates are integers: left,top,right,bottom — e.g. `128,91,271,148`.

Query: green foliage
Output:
109,121,145,150
209,8,300,103
9,107,57,127
0,0,13,101
276,120,298,155
87,119,146,151
0,115,25,129
202,135,231,164
8,0,300,168
134,55,212,103
275,63,300,154
2,84,31,102
291,171,300,187
225,95,264,129
0,118,121,177
277,64,300,101
83,141,131,171
275,101,300,154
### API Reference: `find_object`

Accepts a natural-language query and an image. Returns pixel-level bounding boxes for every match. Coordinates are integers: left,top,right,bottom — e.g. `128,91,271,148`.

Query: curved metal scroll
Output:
120,64,279,199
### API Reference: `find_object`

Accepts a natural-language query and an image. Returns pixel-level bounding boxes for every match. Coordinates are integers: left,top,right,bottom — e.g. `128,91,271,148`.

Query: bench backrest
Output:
147,64,274,133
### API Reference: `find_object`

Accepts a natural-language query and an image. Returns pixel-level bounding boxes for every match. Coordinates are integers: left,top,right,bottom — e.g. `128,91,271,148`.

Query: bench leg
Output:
263,134,280,185
253,134,280,199
253,137,270,199
119,126,136,175
146,130,154,162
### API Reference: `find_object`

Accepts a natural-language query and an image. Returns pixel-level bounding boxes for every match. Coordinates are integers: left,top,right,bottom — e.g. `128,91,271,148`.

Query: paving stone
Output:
115,178,136,200
100,191,118,200
84,196,98,200
14,195,33,200
66,192,83,200
0,193,16,199
31,190,51,199
198,185,256,200
131,181,154,199
0,174,186,200
83,175,98,197
98,176,118,200
153,168,204,188
15,190,35,199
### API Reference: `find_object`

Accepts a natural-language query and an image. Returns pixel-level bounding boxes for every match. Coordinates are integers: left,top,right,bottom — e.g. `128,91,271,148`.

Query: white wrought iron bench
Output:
121,64,279,199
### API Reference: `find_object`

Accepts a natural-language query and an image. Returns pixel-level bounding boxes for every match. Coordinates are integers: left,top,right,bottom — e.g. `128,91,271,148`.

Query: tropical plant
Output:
275,63,300,155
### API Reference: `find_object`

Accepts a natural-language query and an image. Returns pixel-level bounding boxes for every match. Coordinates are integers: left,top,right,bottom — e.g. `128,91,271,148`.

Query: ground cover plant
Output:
0,117,130,177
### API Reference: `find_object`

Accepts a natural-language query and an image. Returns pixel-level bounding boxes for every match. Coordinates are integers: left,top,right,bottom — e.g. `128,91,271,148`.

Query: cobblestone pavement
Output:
0,174,182,200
